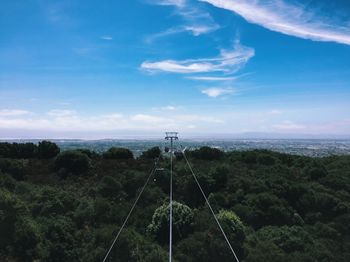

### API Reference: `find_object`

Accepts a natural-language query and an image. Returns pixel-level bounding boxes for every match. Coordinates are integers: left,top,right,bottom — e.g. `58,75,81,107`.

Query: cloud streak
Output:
100,36,113,40
0,109,223,132
187,76,238,81
145,24,219,43
201,0,350,45
141,41,254,73
148,0,219,40
0,109,32,117
201,87,235,97
154,0,186,8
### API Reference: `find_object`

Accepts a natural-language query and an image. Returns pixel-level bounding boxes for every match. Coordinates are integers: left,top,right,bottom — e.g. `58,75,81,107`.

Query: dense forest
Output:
0,141,349,262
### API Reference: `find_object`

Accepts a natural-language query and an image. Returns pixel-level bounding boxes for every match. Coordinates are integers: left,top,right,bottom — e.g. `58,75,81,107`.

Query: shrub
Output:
55,150,91,174
189,146,224,160
140,147,161,159
103,147,134,160
37,141,60,159
308,167,328,180
0,159,25,180
257,153,276,165
148,201,194,243
97,176,122,198
0,142,37,158
211,165,229,190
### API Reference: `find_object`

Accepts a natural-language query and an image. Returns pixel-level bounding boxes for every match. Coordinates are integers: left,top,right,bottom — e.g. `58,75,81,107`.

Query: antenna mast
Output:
165,132,178,262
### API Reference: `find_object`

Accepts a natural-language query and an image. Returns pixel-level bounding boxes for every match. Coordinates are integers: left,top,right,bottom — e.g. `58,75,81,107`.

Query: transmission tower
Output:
165,132,178,262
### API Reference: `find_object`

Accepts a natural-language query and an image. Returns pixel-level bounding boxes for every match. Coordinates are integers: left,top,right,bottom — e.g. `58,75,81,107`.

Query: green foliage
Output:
189,146,224,160
38,140,60,159
140,146,161,159
97,176,122,198
0,189,24,249
210,165,229,190
217,210,245,239
13,216,41,260
103,147,134,159
75,149,100,159
148,201,194,243
55,150,91,175
1,143,350,261
0,159,25,180
0,142,37,158
244,192,296,228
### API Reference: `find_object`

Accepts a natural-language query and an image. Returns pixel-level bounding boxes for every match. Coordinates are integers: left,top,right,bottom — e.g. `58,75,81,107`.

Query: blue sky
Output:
0,0,350,138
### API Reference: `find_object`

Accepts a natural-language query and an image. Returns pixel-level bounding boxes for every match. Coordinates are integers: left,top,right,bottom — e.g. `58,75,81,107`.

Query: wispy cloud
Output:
100,36,113,40
0,109,223,132
47,109,76,117
153,0,186,8
146,24,219,43
201,0,350,45
141,41,254,74
0,109,32,117
272,120,305,130
201,87,235,97
187,76,238,81
184,24,220,36
161,105,181,111
148,0,219,41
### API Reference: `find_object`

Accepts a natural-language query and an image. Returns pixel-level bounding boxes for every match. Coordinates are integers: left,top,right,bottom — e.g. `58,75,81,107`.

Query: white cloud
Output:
148,0,219,41
161,105,181,111
141,41,254,74
174,114,223,123
154,0,186,7
184,24,219,36
201,0,350,45
0,109,225,133
47,109,76,117
100,36,113,40
268,110,283,115
272,120,305,130
0,109,31,117
146,24,219,43
187,76,237,81
201,87,235,97
101,113,124,119
131,114,168,124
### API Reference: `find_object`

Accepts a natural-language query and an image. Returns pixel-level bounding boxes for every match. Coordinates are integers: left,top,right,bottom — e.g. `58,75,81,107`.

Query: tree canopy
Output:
0,141,349,261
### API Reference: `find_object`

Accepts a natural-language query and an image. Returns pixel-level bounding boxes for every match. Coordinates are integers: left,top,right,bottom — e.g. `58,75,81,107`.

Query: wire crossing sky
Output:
0,0,349,138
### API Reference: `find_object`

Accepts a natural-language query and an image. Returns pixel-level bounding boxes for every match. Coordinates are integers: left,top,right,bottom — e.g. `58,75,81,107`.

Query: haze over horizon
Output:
1,0,350,138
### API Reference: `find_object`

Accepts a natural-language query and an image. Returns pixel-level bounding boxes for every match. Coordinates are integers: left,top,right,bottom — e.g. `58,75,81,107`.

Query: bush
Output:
189,146,224,160
217,210,245,242
308,167,328,180
103,147,134,160
97,176,122,198
0,189,25,249
0,159,25,180
75,149,100,159
0,142,37,158
38,141,60,159
148,201,194,243
211,165,229,190
55,150,91,175
140,147,161,159
257,153,276,165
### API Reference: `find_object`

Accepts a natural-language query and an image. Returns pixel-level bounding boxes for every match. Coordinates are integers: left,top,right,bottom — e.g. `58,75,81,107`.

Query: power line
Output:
182,150,240,262
165,132,178,262
169,146,173,262
102,157,160,262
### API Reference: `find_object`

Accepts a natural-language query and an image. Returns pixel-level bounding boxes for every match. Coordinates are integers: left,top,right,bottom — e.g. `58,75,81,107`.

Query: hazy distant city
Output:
2,139,350,157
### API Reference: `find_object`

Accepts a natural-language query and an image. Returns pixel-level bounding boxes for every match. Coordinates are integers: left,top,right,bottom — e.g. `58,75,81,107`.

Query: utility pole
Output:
165,132,178,262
